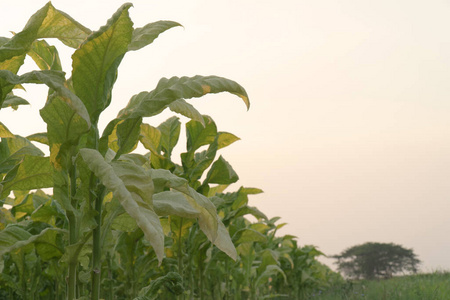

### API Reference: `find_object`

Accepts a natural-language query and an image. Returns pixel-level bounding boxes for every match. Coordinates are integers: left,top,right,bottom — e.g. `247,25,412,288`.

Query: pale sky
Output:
1,0,450,272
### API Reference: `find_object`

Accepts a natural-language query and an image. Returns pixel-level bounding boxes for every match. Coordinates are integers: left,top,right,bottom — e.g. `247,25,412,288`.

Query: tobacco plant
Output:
0,2,248,299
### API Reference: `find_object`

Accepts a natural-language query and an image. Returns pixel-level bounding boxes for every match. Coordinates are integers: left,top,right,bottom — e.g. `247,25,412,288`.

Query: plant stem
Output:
68,165,78,300
91,185,105,300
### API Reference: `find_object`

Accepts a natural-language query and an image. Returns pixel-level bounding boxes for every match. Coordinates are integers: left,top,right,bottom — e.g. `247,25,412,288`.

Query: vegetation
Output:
0,2,340,299
308,271,450,300
333,242,420,280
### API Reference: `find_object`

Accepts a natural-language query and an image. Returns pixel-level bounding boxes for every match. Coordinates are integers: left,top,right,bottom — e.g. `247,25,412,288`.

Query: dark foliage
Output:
333,242,421,280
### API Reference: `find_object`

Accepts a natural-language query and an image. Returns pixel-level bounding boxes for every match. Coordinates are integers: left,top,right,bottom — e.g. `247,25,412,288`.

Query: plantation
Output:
0,2,342,299
309,271,450,300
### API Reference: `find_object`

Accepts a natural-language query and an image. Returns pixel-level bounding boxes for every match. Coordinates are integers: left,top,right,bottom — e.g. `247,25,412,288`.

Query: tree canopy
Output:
333,242,421,280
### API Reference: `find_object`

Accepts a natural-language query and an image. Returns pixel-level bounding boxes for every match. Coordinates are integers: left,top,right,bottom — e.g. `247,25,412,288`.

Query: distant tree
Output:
333,242,420,280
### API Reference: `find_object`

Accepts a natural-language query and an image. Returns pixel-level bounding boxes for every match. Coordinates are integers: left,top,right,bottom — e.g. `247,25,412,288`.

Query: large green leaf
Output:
79,148,164,263
1,156,53,198
0,2,91,63
118,75,249,119
72,3,133,123
128,20,182,51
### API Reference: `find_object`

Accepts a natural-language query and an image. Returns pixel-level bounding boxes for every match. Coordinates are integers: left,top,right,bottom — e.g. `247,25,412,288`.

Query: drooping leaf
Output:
79,148,165,263
0,225,65,257
1,94,29,109
72,3,133,123
0,70,91,128
168,99,204,126
1,156,52,198
128,20,182,51
118,75,249,119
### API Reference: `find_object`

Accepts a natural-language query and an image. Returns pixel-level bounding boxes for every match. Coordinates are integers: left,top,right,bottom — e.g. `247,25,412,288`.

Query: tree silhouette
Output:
333,242,420,279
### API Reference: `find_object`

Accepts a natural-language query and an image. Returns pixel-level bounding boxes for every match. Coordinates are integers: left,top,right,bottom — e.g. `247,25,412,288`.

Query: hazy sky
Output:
1,0,450,272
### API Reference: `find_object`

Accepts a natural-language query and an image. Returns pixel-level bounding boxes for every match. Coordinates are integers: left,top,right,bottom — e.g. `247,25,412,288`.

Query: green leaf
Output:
0,52,25,74
26,133,48,145
217,132,240,150
118,75,249,119
102,117,142,157
136,271,184,298
204,155,239,185
1,94,29,109
128,20,182,51
79,148,165,263
0,134,44,174
153,191,200,218
0,225,65,258
213,219,238,260
139,123,163,158
256,265,287,287
1,156,53,198
0,2,91,63
233,228,267,245
28,39,62,71
35,3,91,48
0,70,91,128
0,122,15,138
157,116,180,158
168,99,204,126
185,116,217,152
72,3,133,123
149,168,189,194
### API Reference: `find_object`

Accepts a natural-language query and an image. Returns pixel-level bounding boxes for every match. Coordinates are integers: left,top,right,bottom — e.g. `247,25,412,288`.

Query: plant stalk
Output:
67,165,78,300
91,185,105,300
